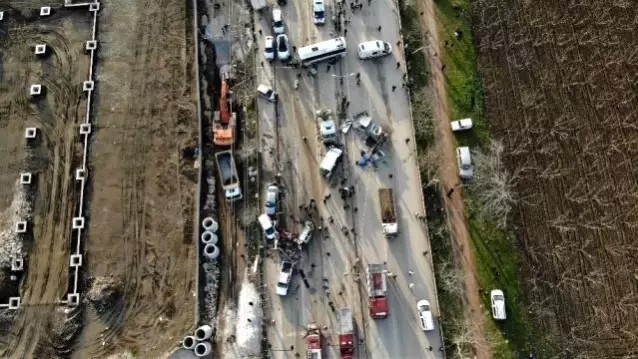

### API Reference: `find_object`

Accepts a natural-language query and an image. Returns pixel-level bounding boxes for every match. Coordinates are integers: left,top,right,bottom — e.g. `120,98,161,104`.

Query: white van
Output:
358,40,392,60
416,299,435,331
258,214,277,240
456,146,474,179
320,147,343,178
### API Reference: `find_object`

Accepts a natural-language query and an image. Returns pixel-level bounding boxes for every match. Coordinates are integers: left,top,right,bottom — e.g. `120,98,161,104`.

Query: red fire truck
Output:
337,307,355,359
366,263,389,318
305,323,322,359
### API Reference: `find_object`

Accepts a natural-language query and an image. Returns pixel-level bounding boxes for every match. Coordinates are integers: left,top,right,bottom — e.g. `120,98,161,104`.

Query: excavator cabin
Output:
213,70,236,147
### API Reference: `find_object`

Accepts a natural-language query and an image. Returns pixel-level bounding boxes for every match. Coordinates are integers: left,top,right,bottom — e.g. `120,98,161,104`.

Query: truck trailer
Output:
378,188,398,237
215,150,243,202
366,263,389,319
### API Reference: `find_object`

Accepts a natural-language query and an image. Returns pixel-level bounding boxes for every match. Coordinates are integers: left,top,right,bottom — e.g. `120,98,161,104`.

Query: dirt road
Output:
416,0,491,357
74,0,198,357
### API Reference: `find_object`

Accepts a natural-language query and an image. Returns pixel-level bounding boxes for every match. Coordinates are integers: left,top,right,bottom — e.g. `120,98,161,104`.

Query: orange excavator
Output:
213,70,236,147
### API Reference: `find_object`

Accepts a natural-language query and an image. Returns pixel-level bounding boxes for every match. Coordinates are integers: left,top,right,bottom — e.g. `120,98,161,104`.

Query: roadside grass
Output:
435,0,488,147
404,0,549,357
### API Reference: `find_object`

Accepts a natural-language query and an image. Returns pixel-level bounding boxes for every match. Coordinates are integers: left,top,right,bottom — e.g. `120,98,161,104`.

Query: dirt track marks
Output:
78,0,197,357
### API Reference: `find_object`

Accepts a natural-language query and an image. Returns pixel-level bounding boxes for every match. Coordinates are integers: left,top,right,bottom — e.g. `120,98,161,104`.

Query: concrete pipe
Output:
203,244,220,259
201,231,218,245
195,325,213,341
194,342,212,357
182,336,196,350
201,217,218,232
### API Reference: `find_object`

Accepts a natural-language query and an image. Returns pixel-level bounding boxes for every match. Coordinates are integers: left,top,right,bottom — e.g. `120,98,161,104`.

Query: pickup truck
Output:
378,188,398,237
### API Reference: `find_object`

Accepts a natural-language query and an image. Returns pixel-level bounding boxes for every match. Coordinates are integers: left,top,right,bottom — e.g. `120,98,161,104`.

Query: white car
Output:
276,261,293,296
297,220,315,246
257,84,278,102
417,299,435,331
313,0,326,25
490,289,506,320
456,146,474,179
451,118,473,132
276,34,290,61
265,185,279,216
264,35,275,61
272,8,285,34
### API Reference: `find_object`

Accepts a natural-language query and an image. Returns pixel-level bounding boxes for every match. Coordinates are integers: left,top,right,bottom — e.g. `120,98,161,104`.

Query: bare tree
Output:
449,316,493,359
468,139,516,229
438,258,465,298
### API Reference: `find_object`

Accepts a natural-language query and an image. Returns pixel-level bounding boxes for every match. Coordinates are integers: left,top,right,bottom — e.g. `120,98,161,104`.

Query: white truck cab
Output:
320,118,337,144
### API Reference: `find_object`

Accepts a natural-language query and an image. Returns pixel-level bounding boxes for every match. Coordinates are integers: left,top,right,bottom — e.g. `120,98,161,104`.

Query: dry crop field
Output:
471,0,638,356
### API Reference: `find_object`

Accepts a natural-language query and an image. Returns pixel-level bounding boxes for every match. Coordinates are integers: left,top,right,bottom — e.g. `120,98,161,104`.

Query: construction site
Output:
0,0,199,358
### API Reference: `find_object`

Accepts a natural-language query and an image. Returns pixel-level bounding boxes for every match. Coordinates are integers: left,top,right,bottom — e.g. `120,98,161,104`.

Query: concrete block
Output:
82,80,94,92
86,40,97,51
40,7,51,17
67,293,80,306
70,254,82,267
25,127,38,139
72,217,85,229
79,123,91,135
30,84,42,96
76,168,86,181
11,257,24,271
20,173,32,185
35,44,47,55
8,297,20,310
89,2,100,12
15,221,27,234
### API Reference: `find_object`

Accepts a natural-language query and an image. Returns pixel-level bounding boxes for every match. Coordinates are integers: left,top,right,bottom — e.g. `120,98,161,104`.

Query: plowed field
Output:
471,0,638,356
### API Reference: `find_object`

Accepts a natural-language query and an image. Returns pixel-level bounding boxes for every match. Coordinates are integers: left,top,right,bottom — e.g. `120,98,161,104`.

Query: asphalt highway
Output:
255,1,444,358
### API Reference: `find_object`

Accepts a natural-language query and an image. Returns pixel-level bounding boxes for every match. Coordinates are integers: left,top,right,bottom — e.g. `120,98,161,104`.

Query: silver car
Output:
265,185,279,216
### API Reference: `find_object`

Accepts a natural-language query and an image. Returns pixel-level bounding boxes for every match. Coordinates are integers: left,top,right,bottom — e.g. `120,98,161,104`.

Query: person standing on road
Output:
392,85,397,92
408,270,414,276
377,25,382,32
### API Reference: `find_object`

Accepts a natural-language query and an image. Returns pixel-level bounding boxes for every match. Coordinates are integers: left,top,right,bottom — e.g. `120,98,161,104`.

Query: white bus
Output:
297,37,347,66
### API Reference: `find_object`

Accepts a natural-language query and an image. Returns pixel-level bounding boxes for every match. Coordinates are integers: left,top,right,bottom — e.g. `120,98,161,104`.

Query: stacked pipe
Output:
201,218,220,260
181,325,214,357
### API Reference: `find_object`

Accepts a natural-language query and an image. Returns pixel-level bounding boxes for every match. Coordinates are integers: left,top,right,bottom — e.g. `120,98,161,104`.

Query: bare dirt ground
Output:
415,0,491,357
0,4,92,358
471,0,638,356
73,0,198,357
